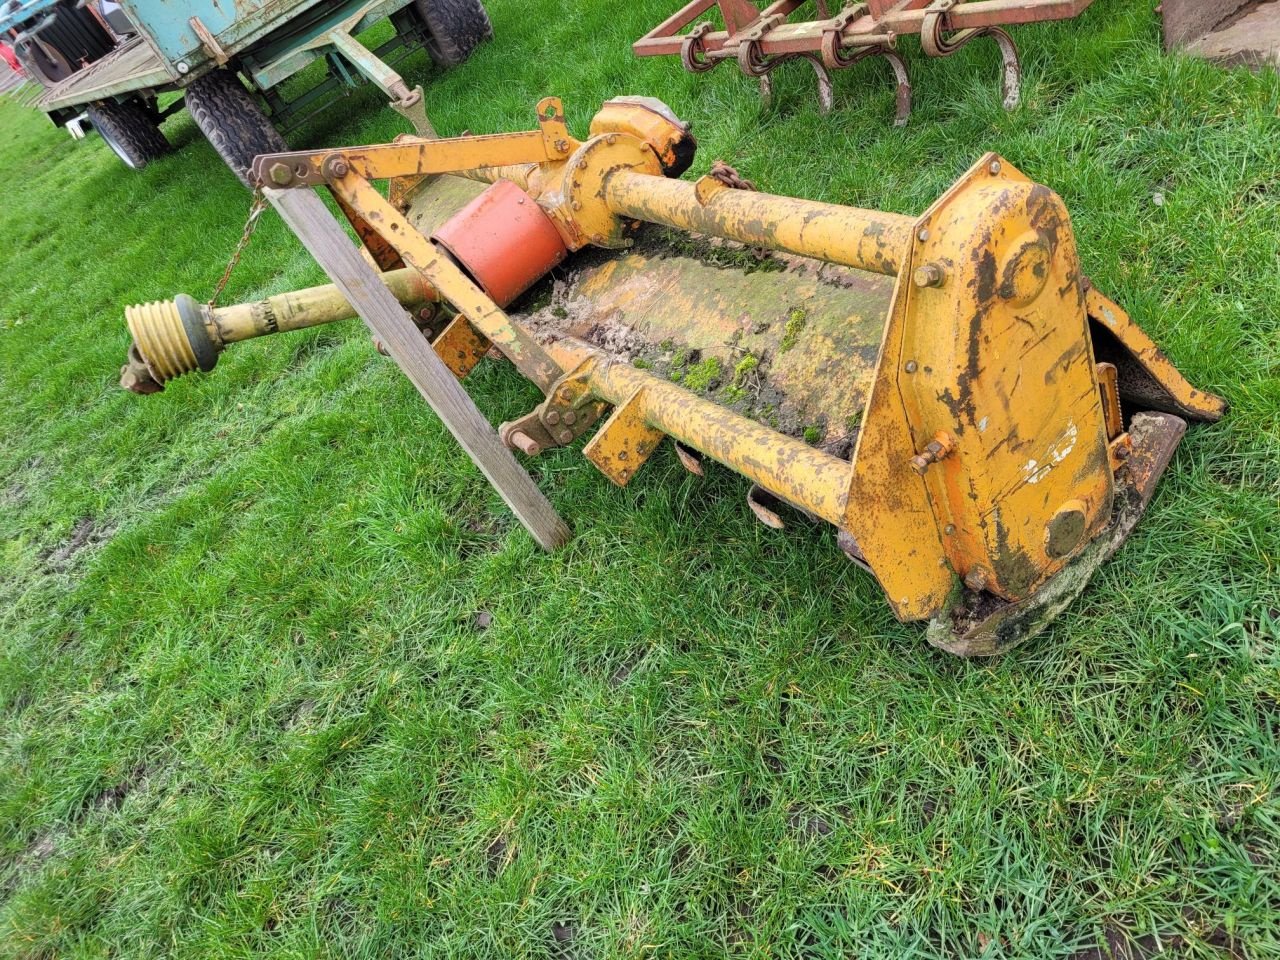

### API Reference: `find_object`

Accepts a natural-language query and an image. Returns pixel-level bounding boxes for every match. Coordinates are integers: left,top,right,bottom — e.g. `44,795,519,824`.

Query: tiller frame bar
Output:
125,96,1224,654
633,0,1095,119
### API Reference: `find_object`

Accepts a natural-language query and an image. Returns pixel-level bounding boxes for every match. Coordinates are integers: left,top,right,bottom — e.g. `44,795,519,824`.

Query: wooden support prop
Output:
265,187,571,552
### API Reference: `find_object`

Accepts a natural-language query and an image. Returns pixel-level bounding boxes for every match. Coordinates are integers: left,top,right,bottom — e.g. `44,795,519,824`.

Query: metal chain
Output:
709,160,757,192
208,185,268,308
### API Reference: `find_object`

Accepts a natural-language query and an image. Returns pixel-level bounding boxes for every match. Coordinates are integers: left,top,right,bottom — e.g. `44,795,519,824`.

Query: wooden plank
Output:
265,186,571,552
38,38,172,111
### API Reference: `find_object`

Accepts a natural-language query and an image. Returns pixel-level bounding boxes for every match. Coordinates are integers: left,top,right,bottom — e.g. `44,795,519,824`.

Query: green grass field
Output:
1,1,1278,956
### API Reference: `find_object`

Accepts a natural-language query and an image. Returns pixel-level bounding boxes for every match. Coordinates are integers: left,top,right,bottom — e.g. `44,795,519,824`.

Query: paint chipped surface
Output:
1023,421,1078,484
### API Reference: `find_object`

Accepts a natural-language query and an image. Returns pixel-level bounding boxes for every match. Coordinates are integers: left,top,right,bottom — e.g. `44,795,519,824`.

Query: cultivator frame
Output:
122,95,1223,655
634,0,1094,117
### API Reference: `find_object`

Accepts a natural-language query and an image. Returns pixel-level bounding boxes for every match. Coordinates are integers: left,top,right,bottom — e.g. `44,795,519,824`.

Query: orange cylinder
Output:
431,179,568,307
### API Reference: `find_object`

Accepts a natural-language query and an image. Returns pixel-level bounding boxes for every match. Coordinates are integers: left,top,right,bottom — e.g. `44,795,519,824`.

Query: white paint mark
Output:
977,416,989,433
1021,422,1078,485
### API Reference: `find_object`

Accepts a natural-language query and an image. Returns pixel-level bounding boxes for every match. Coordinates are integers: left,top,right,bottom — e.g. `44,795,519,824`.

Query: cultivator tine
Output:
885,50,912,126
991,28,1022,110
921,3,1023,109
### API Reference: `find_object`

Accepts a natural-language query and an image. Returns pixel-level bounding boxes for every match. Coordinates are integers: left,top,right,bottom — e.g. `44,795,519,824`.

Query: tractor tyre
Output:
413,0,493,67
184,68,287,189
86,98,170,171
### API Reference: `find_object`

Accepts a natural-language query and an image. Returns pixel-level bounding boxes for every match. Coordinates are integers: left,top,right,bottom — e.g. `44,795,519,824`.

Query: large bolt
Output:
913,263,946,288
964,567,989,592
909,432,956,476
268,162,293,186
323,156,350,180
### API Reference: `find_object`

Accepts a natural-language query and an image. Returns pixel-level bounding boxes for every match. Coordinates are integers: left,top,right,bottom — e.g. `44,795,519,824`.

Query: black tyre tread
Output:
184,69,287,188
414,0,493,67
86,98,170,170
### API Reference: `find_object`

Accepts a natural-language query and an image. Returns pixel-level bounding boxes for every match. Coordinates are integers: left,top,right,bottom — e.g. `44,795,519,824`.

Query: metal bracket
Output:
433,314,490,380
189,17,229,66
500,358,609,456
536,97,576,160
680,21,719,72
250,99,577,188
391,85,437,138
583,387,666,486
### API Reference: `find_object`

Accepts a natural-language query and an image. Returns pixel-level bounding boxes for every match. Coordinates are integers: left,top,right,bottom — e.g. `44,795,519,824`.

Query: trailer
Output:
0,0,492,184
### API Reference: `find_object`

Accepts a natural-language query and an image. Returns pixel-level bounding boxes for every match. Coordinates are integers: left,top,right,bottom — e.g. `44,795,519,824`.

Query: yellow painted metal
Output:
582,387,668,486
1084,287,1227,422
125,267,437,383
544,339,852,525
433,315,490,380
331,174,566,392
849,155,1116,617
135,96,1226,644
559,136,666,248
249,97,578,189
603,171,913,276
564,241,894,444
208,268,433,344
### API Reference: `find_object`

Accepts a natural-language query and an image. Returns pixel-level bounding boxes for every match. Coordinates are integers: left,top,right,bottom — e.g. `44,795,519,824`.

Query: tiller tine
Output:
122,95,1224,655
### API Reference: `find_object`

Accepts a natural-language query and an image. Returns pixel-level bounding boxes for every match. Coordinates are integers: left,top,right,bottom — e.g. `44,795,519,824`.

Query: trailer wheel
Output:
184,68,287,189
86,98,170,171
413,0,493,67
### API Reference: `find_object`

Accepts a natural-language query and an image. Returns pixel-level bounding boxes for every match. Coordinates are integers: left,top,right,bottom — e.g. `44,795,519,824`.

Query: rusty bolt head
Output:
913,263,946,288
944,524,956,535
988,159,1002,175
904,360,918,373
964,567,989,592
917,227,930,242
555,138,570,153
557,429,574,445
545,410,561,426
562,411,577,426
268,162,293,186
324,156,350,179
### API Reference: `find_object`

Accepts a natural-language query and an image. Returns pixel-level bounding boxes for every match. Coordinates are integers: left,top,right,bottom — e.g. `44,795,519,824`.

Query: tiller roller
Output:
121,97,1223,655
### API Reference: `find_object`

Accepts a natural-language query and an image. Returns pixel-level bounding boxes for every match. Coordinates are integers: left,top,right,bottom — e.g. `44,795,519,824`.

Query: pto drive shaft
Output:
121,268,438,392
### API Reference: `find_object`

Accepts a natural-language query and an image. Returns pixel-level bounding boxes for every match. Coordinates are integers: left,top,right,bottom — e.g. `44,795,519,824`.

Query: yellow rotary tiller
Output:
121,96,1223,655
